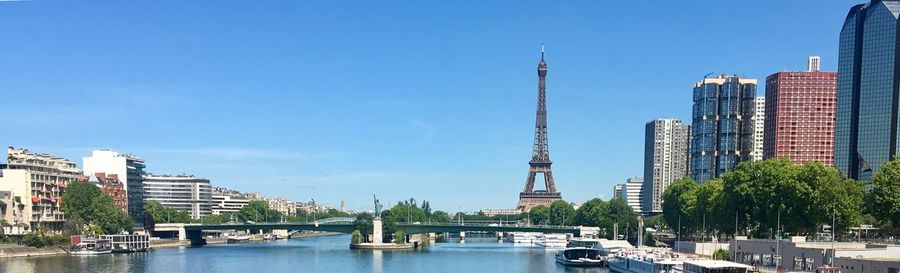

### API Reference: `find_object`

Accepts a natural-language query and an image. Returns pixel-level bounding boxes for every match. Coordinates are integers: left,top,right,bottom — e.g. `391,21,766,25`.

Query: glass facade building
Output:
691,75,758,183
835,0,900,183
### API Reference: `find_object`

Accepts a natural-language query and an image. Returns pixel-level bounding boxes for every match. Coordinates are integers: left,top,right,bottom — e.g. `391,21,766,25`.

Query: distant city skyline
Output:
0,1,853,210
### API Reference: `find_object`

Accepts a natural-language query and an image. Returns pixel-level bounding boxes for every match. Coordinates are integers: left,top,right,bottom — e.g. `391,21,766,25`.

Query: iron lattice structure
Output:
517,48,562,211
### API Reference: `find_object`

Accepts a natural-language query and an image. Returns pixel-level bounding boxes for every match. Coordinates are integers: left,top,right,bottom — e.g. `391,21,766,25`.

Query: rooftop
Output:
685,260,754,269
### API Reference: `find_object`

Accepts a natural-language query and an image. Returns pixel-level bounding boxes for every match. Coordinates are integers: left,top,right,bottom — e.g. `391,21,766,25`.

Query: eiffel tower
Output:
517,46,562,211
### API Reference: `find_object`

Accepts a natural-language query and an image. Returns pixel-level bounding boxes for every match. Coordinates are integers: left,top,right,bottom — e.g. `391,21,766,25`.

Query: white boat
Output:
506,232,540,244
609,249,683,273
535,233,568,248
70,235,112,255
555,247,605,267
683,260,753,273
226,235,251,244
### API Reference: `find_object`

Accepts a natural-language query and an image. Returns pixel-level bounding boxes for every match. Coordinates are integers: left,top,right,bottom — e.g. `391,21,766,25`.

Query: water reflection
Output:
4,235,611,273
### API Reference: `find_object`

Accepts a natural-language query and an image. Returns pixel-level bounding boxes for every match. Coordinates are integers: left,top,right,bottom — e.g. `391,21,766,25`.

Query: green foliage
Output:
60,181,132,234
713,249,729,260
869,157,900,231
548,200,576,226
393,230,405,244
529,205,550,225
662,158,866,239
662,177,699,235
354,213,374,242
144,201,192,224
236,200,281,223
607,197,640,243
574,198,609,227
431,211,451,223
201,213,233,224
22,232,67,248
351,230,362,244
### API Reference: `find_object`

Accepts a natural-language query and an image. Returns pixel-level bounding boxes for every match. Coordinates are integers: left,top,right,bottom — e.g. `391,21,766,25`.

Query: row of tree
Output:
662,157,900,240
199,200,354,225
353,197,646,245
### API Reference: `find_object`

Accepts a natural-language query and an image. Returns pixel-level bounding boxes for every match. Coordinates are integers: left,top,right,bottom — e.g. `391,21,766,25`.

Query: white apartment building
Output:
618,177,643,213
751,97,766,162
83,149,147,223
211,187,253,215
266,197,296,216
643,119,690,215
0,147,80,232
142,174,212,220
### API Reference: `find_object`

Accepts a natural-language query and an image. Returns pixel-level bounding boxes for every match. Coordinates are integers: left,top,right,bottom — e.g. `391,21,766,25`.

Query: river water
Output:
1,235,611,273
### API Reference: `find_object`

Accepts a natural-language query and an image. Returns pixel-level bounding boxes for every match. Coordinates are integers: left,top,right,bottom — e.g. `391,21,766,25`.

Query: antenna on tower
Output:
541,43,545,58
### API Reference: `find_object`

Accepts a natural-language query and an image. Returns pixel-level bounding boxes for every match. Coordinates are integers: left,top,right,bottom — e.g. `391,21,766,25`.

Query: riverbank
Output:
0,245,68,258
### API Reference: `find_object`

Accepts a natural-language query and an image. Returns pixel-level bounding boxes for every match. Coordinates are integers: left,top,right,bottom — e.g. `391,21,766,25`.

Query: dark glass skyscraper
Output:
691,75,758,183
835,0,900,183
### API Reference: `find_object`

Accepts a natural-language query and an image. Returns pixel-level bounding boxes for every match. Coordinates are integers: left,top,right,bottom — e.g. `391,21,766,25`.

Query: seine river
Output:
1,235,610,273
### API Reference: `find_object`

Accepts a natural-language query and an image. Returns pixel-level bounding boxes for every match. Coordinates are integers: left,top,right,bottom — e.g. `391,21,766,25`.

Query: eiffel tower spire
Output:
518,46,562,211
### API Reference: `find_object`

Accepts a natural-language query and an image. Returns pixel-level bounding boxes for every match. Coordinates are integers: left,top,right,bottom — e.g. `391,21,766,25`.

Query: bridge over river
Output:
181,219,581,246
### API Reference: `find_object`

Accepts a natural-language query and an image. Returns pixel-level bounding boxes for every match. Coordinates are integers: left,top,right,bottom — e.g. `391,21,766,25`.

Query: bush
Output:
21,232,68,248
393,231,405,244
351,230,361,244
713,249,729,260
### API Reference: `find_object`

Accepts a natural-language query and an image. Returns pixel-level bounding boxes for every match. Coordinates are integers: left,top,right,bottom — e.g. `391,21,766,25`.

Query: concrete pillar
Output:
186,230,206,246
459,231,465,240
372,218,383,244
178,226,186,241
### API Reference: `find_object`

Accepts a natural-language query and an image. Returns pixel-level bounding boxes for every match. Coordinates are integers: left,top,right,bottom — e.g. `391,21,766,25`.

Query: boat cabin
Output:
684,260,755,273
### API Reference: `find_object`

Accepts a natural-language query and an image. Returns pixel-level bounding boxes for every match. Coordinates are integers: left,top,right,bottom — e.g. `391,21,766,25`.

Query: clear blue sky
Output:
0,1,854,212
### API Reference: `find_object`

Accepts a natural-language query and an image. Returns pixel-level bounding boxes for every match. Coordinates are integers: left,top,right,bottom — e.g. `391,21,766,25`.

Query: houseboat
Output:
70,235,112,255
536,233,569,248
555,247,605,267
683,260,753,273
609,249,683,273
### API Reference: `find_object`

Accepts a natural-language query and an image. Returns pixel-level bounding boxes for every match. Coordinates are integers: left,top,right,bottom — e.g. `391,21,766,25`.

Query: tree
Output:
237,200,281,223
61,181,132,234
351,230,362,244
662,177,699,236
574,198,609,227
393,230,405,244
548,200,575,226
869,157,900,231
608,197,639,243
530,205,550,225
202,213,232,224
144,201,191,224
354,213,374,242
431,211,451,223
713,249,729,260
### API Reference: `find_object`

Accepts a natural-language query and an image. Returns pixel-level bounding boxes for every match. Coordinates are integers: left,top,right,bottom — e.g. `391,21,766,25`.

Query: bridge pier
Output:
186,229,207,246
459,231,465,241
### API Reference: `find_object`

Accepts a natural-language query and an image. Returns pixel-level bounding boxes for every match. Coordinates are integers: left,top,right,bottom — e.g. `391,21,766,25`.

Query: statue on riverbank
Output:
373,194,382,219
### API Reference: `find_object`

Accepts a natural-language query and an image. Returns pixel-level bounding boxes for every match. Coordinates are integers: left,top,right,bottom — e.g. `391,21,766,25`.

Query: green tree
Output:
144,201,192,224
662,177,699,236
869,157,900,231
431,211,451,223
351,230,362,244
548,200,576,226
608,197,639,243
530,205,550,225
201,213,233,224
237,200,281,223
713,249,729,260
354,213,374,242
61,181,132,234
393,230,405,244
574,198,609,227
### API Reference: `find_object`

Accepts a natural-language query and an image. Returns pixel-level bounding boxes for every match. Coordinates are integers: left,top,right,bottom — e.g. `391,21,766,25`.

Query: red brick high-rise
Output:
763,57,837,166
